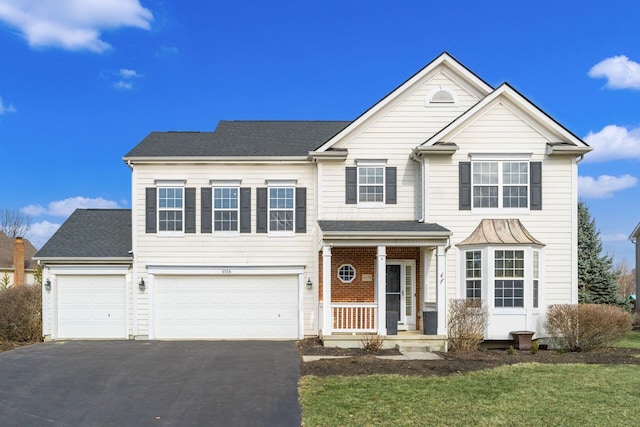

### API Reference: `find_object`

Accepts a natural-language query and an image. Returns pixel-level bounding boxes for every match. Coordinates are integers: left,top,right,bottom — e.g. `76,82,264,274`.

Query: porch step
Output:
321,332,448,352
396,344,431,353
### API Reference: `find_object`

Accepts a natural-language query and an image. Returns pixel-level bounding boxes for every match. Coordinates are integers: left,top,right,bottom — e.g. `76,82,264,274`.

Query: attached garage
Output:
56,274,127,339
152,275,300,339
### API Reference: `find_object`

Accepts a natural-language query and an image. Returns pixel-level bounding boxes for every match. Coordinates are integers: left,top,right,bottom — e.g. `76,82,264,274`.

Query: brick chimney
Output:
13,237,24,287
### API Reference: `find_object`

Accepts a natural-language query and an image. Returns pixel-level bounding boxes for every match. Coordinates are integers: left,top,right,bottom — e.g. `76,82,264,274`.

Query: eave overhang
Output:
546,143,593,156
34,257,133,265
123,156,310,164
630,222,640,243
410,143,459,159
308,149,349,161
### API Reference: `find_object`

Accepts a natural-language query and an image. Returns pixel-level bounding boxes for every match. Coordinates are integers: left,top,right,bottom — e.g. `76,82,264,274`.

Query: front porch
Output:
316,220,452,350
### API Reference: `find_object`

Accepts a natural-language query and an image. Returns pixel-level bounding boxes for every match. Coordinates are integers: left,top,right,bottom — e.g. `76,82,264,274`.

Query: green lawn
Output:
614,330,640,349
300,364,640,426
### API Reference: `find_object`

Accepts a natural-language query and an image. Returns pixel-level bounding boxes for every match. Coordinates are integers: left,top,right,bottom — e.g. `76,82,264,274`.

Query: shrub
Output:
361,334,385,353
546,304,632,351
530,340,539,354
447,299,488,352
0,284,43,342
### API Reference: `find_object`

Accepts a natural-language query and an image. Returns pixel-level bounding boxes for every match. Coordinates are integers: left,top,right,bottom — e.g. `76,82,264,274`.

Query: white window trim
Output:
210,179,242,187
157,186,185,236
213,186,240,235
267,186,295,236
337,264,356,283
470,157,531,212
356,162,385,207
459,246,543,315
265,179,297,187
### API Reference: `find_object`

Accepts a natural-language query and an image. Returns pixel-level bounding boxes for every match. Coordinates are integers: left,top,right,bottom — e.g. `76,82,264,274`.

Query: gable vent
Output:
430,89,455,103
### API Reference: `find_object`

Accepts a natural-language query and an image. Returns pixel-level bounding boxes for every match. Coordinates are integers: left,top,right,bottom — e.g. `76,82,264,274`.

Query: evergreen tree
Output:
577,201,626,306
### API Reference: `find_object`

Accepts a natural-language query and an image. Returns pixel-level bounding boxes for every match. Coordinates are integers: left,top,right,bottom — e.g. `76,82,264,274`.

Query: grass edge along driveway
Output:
300,362,640,426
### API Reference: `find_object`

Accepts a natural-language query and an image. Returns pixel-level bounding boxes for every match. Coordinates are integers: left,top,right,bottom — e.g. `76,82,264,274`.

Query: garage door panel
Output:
57,275,126,339
154,275,298,339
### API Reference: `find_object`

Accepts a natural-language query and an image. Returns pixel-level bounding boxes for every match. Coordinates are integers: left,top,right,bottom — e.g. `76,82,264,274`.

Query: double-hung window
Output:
465,250,482,300
158,187,183,232
358,165,384,203
494,250,525,308
472,160,529,209
269,187,294,232
213,187,239,232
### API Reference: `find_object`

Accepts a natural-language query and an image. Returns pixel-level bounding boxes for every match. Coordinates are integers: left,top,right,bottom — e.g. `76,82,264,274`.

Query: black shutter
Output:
530,162,542,210
385,167,397,204
185,188,196,233
257,187,268,233
459,162,471,210
145,187,157,233
345,167,357,204
240,187,251,233
201,187,212,233
295,187,306,233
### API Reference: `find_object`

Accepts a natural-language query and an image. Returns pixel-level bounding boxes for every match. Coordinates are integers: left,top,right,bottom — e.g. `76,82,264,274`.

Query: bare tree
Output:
615,260,636,300
0,209,31,238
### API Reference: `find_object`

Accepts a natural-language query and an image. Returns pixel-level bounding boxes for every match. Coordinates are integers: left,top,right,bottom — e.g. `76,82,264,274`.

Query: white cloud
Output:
583,125,640,162
0,0,153,53
588,55,640,89
23,196,122,218
0,97,16,115
113,68,141,90
113,80,134,90
119,68,138,78
578,174,638,198
26,220,61,249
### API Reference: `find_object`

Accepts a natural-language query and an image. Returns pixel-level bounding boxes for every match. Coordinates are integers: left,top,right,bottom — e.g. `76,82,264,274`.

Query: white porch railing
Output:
331,303,377,333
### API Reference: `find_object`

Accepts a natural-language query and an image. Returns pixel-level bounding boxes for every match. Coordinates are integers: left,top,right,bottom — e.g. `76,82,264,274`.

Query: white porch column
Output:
376,245,387,336
436,244,447,336
322,244,332,336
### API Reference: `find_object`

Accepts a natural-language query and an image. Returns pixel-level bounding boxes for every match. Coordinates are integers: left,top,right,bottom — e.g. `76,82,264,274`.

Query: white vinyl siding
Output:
132,162,317,337
428,99,576,339
318,69,483,221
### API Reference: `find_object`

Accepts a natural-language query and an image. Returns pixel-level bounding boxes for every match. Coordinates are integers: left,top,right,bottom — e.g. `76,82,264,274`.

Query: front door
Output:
385,261,416,331
386,264,402,332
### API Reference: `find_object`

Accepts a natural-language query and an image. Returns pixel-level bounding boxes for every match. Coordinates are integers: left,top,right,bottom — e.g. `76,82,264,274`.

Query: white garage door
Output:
57,275,127,339
154,275,298,339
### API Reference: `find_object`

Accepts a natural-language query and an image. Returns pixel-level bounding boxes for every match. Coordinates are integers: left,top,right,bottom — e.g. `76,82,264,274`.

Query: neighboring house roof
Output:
631,222,640,243
457,219,544,246
0,231,38,270
123,121,351,159
35,209,132,262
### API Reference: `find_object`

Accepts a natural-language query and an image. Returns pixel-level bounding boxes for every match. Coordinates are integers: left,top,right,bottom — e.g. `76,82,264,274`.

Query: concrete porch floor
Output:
321,330,448,352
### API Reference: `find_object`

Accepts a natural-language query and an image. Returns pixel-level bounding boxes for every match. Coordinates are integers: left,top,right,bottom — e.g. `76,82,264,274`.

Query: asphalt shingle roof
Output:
0,231,38,270
318,220,450,234
35,209,132,259
124,121,351,158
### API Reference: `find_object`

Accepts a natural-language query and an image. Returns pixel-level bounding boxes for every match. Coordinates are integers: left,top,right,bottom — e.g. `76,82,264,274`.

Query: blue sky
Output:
0,1,639,266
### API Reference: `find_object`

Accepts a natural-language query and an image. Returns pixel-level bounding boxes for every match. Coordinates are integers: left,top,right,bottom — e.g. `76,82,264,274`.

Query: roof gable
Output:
313,52,494,153
421,83,590,151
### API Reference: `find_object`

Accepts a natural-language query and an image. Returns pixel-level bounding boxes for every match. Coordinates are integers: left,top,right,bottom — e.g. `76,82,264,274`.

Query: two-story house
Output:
35,53,591,349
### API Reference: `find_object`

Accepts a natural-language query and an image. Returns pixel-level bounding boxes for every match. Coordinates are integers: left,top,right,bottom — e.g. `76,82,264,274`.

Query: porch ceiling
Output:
318,220,451,247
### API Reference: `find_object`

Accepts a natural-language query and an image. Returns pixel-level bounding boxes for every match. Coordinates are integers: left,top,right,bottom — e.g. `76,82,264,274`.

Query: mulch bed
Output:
298,338,640,377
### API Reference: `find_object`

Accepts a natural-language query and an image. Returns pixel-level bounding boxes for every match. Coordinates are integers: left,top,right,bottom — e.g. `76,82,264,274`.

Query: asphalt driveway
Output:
0,341,301,426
